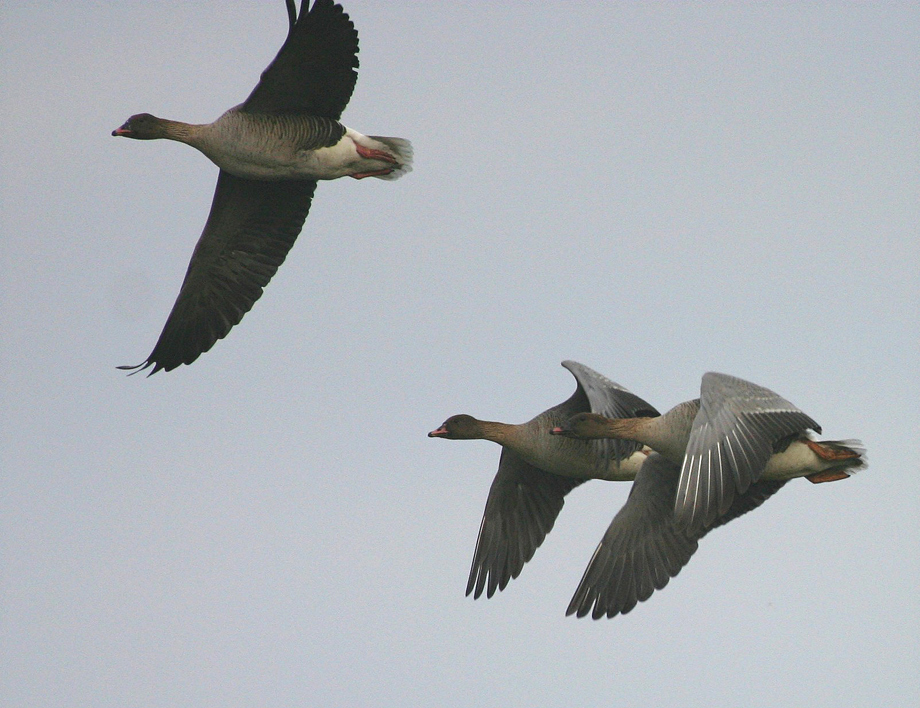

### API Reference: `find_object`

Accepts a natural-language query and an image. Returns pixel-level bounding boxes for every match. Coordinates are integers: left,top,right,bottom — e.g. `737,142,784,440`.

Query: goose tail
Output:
366,135,413,180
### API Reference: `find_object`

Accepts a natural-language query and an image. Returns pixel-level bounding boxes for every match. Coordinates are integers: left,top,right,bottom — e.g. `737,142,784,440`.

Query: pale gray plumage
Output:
561,360,661,473
674,372,820,531
551,371,865,617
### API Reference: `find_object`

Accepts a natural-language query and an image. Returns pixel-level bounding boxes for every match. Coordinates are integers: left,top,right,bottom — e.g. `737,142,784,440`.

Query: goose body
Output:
553,372,866,532
113,0,412,374
116,110,411,182
546,372,865,619
428,361,659,599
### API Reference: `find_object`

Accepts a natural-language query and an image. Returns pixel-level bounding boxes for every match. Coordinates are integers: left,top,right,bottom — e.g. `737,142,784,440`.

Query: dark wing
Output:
467,449,586,599
121,171,316,375
567,454,697,619
242,0,359,119
674,372,820,532
703,479,787,535
561,360,660,469
568,457,788,620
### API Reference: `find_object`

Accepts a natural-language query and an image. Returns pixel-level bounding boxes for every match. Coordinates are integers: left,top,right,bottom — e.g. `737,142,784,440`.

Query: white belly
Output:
762,440,825,480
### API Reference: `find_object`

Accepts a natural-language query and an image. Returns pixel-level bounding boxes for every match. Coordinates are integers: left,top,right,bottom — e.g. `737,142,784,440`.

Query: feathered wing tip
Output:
367,136,413,180
116,361,156,377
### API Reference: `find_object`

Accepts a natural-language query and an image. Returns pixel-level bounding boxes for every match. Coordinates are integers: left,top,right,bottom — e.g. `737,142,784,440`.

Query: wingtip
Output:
116,359,160,377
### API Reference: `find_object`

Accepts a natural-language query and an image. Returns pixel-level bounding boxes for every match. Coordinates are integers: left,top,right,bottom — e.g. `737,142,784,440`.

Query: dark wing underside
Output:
567,455,788,619
243,0,359,118
121,171,316,374
567,454,698,619
125,2,359,374
467,449,586,600
702,479,787,534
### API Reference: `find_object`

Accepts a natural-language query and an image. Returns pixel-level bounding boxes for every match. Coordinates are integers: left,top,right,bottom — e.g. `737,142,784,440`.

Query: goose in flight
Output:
550,372,864,619
552,372,865,533
433,366,862,618
113,0,412,374
428,361,660,601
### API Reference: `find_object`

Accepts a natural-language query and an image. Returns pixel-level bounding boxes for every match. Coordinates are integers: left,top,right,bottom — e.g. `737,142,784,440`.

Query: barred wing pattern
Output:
466,362,659,600
567,455,696,618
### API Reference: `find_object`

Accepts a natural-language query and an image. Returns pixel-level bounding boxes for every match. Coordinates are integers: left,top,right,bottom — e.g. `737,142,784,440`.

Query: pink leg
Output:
355,143,397,164
350,168,395,179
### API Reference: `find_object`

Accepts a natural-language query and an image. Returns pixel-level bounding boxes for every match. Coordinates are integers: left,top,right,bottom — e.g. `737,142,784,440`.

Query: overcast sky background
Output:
3,2,919,707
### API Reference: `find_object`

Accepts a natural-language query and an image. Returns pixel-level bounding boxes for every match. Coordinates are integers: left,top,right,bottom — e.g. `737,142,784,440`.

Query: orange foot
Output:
804,438,861,461
805,470,852,484
356,144,397,163
350,168,395,179
803,439,859,483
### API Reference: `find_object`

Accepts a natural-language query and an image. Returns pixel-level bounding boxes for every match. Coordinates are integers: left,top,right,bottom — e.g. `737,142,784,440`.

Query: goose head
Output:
550,412,616,439
112,113,168,139
428,414,486,440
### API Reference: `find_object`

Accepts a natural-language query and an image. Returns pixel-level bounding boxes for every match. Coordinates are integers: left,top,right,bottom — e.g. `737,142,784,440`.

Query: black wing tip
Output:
466,567,486,599
117,360,161,377
117,356,180,377
565,599,623,620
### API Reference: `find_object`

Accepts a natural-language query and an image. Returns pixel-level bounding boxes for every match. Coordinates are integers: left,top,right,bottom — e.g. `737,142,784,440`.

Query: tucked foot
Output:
804,438,862,461
355,144,398,163
806,470,851,484
350,168,395,179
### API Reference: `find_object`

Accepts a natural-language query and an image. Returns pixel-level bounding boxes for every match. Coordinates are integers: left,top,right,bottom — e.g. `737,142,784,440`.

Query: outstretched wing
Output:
243,0,359,118
121,172,316,374
674,372,819,531
561,360,659,470
467,449,585,599
567,454,697,619
568,455,788,619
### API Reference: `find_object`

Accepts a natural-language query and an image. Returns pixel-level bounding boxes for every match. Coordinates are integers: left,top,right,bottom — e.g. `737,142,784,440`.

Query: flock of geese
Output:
429,362,864,618
112,0,866,618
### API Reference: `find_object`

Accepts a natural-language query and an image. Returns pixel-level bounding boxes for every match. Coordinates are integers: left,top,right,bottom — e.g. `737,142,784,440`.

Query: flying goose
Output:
428,361,660,600
552,372,865,533
113,0,412,374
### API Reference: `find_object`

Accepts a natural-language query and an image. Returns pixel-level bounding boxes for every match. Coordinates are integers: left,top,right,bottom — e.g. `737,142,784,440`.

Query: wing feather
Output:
674,372,820,531
466,450,585,599
121,172,316,374
243,0,359,118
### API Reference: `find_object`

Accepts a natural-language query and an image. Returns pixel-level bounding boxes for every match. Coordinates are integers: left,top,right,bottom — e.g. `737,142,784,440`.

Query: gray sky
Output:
3,2,919,707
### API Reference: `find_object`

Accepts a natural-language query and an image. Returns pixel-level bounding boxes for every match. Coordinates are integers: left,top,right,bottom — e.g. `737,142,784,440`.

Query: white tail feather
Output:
367,136,413,180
